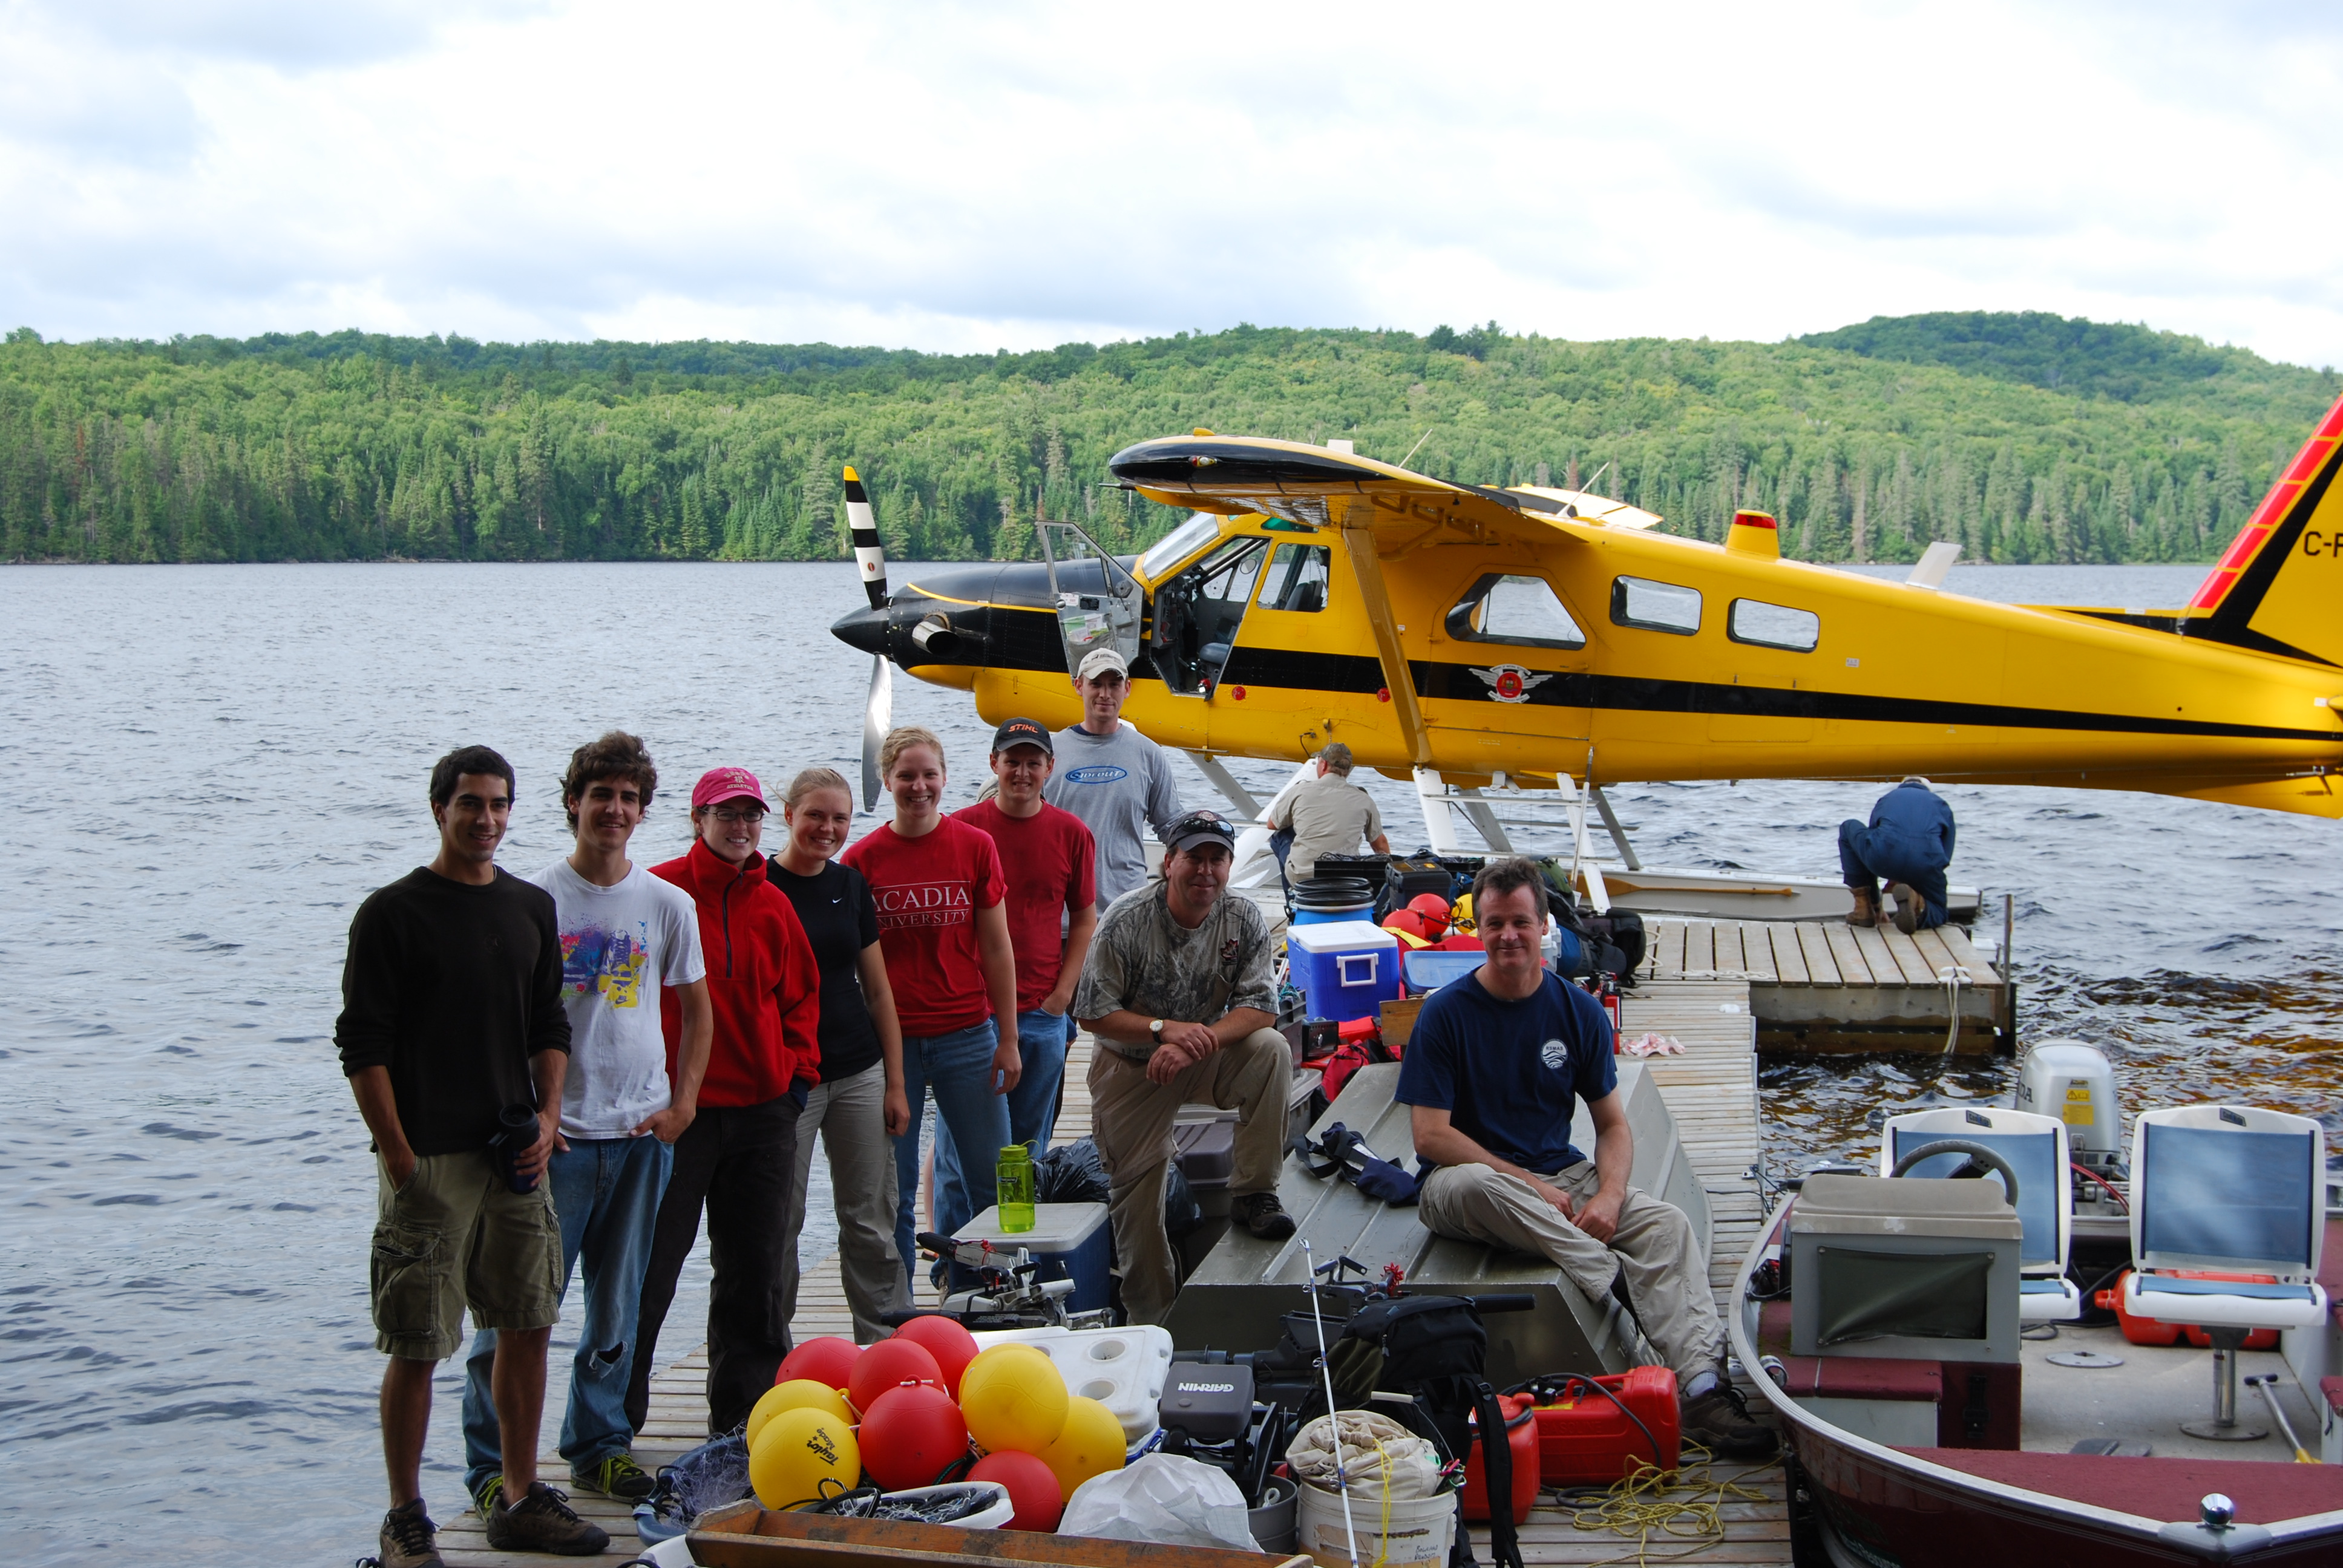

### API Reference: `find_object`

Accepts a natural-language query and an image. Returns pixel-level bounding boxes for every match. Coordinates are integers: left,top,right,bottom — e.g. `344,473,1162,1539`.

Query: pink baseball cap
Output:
691,766,767,811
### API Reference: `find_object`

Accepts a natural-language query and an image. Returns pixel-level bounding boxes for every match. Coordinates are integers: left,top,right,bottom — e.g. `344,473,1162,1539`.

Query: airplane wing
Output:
1107,434,1630,538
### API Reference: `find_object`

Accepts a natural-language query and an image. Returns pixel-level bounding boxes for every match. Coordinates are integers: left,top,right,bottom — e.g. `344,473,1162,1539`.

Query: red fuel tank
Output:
1460,1393,1540,1524
1529,1367,1681,1484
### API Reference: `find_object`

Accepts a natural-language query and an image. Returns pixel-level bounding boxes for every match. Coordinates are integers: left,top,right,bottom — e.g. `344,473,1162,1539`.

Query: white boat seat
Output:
1881,1107,2079,1322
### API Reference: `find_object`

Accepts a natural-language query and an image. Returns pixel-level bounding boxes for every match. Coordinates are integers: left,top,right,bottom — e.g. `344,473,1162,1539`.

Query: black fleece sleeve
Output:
334,890,401,1078
526,894,572,1059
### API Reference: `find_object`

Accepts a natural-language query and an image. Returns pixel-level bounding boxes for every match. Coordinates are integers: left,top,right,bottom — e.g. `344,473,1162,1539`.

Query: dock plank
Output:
1821,921,1873,985
1656,920,1688,978
1684,920,1715,976
1876,926,1938,987
1739,923,1778,984
1794,922,1839,985
1766,923,1809,985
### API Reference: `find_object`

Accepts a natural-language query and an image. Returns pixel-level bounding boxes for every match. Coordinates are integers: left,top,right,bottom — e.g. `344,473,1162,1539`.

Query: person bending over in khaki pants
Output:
1398,855,1774,1461
1075,809,1296,1324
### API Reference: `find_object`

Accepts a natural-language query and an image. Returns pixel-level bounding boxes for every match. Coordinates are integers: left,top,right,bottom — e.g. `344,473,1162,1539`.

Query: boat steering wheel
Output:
1887,1138,2019,1206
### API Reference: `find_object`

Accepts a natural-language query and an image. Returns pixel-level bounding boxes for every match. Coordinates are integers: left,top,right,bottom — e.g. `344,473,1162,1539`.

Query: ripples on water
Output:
0,560,2334,1563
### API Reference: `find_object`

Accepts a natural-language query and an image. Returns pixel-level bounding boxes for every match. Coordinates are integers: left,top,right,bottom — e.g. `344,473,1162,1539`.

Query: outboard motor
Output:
2016,1039,2122,1176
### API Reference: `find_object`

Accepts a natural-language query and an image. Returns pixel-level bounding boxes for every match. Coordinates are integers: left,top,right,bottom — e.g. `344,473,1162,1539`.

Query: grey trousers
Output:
1418,1160,1723,1383
776,1060,911,1343
1089,1027,1293,1326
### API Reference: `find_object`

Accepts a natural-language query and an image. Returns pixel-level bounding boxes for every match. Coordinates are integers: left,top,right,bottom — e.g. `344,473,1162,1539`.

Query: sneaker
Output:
484,1480,611,1557
1682,1385,1779,1462
470,1474,504,1519
1886,883,1921,935
573,1452,657,1501
1234,1191,1296,1241
377,1498,445,1568
1845,887,1878,929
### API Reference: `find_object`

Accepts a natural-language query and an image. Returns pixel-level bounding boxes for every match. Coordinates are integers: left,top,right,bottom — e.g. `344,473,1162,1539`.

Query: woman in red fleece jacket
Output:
626,766,821,1438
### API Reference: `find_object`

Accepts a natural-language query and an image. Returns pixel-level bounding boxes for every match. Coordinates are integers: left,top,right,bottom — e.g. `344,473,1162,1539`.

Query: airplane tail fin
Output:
2182,390,2343,667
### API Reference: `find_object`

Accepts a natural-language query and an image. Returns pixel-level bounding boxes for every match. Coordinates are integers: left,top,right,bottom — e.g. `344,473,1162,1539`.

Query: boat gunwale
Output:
1726,1195,2343,1550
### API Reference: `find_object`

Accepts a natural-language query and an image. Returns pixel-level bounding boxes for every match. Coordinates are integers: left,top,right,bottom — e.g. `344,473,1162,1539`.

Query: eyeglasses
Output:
708,806,767,825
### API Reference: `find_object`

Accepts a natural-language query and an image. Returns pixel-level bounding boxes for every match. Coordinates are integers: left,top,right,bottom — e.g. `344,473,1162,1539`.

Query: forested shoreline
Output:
2,312,2334,567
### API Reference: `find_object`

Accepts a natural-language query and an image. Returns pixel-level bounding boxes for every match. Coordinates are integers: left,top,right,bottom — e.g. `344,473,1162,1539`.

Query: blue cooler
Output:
1286,921,1402,1023
957,1201,1110,1311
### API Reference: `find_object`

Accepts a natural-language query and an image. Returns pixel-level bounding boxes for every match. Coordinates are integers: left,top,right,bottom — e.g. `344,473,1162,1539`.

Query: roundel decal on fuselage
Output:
1064,765,1130,785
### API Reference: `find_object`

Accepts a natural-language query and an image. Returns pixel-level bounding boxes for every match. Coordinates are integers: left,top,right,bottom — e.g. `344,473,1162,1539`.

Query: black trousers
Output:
626,1096,799,1436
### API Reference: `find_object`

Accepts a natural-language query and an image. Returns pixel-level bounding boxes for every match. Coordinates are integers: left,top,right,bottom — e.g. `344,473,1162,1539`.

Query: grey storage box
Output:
1789,1175,2023,1363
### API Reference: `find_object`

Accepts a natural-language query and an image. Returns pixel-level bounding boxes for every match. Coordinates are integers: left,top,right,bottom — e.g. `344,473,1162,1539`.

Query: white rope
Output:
1938,965,1965,1054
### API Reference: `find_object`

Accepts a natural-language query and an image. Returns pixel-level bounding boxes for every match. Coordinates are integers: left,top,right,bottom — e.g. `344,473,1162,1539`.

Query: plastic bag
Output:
1035,1138,1110,1204
1286,1410,1446,1501
1060,1453,1262,1553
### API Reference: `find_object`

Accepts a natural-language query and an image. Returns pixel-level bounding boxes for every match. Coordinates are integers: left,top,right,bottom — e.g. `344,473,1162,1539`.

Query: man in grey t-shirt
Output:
1043,646,1184,907
1074,809,1294,1324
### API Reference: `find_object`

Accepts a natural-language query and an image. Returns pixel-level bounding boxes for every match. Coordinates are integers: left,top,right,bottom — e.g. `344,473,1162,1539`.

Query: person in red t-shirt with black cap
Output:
626,766,821,1438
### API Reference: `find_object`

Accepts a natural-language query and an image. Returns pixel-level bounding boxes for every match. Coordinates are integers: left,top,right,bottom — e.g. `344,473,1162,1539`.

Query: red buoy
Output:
859,1383,970,1491
847,1335,943,1415
970,1448,1064,1531
776,1336,860,1392
890,1315,980,1397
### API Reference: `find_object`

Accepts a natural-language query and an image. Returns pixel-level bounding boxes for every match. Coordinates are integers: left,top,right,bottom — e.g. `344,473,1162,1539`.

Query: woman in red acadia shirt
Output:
627,766,821,1438
840,727,1018,1283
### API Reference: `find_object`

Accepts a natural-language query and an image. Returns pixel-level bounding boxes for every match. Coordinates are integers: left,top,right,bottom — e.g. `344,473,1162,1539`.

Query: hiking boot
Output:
1682,1383,1779,1462
484,1480,611,1556
377,1498,445,1568
1886,883,1922,935
573,1451,657,1501
470,1473,504,1519
1845,887,1879,928
1234,1191,1296,1240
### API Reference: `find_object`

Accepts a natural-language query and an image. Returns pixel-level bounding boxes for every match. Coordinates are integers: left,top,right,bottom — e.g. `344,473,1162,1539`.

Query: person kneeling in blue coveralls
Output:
1840,777,1955,933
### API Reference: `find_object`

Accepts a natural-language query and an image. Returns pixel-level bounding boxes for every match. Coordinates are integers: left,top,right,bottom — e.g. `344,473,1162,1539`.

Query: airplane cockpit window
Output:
1258,544,1332,613
1610,575,1703,636
1151,535,1268,695
1445,573,1587,649
1728,598,1820,652
1139,512,1224,580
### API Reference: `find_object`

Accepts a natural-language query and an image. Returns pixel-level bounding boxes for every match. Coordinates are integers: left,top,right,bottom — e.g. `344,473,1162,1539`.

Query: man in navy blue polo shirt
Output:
1397,856,1773,1460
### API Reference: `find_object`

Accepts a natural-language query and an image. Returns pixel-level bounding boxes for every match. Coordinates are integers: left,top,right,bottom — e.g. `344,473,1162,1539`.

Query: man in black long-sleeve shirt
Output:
336,746,606,1566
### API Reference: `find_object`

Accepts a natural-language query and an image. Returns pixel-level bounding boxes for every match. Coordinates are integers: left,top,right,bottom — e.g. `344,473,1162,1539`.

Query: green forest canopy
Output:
2,312,2336,567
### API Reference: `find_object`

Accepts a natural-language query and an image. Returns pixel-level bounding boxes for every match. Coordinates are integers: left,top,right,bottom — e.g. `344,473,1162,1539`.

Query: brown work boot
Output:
1846,887,1879,928
1682,1382,1778,1462
376,1498,446,1568
484,1480,611,1556
1886,883,1922,935
1233,1191,1296,1240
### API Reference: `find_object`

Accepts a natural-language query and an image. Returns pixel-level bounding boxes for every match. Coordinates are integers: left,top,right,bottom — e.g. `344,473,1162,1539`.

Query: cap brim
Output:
1167,832,1236,854
698,788,768,809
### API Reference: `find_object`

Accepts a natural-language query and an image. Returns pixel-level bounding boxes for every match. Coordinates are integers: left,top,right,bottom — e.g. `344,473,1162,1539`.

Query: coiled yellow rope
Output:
1550,1443,1774,1568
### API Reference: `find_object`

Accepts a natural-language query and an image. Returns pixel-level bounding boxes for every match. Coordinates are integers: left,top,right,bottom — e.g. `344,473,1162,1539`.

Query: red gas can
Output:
2094,1270,2280,1350
1460,1394,1539,1524
1530,1367,1681,1483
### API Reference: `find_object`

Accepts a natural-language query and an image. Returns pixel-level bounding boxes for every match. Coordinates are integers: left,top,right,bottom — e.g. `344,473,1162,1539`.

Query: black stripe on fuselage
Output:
921,601,2338,745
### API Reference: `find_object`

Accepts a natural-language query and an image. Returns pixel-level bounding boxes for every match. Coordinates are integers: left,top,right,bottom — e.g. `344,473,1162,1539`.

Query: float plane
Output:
831,394,2342,910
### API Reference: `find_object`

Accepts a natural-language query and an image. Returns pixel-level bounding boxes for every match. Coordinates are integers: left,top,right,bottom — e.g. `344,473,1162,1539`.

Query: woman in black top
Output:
767,767,913,1341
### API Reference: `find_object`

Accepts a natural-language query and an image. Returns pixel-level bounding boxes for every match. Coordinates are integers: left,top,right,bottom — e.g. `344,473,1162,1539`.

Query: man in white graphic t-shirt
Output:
459,733,713,1518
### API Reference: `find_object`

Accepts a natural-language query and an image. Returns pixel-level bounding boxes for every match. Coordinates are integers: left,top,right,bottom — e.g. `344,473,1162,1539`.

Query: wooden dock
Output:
441,1006,1789,1566
1643,915,2009,1054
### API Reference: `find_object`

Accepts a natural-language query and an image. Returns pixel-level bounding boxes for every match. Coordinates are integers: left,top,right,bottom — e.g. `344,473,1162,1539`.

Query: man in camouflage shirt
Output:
1076,809,1296,1324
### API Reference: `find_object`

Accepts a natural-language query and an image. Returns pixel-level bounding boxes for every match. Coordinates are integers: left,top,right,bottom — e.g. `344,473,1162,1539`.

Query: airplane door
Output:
1148,535,1269,697
1038,520,1142,679
1421,571,1595,776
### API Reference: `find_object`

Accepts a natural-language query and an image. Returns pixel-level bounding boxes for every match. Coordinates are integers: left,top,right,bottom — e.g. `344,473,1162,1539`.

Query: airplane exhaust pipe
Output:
909,613,961,658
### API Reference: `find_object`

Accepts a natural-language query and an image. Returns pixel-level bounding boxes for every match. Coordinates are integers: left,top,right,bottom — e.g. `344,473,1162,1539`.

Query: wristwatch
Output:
1149,1019,1165,1042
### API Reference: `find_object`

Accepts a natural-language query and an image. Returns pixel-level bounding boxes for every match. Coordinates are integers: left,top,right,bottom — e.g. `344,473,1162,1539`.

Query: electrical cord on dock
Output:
1545,1442,1774,1568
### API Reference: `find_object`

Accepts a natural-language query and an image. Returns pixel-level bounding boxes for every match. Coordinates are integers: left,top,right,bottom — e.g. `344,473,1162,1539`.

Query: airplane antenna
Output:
1399,430,1434,468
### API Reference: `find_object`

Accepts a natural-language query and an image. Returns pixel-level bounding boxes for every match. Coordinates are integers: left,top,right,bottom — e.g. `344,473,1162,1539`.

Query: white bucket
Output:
1294,1478,1458,1568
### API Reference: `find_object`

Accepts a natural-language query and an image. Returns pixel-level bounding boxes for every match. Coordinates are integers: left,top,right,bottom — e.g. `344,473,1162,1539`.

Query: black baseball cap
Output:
1160,809,1238,854
991,717,1053,756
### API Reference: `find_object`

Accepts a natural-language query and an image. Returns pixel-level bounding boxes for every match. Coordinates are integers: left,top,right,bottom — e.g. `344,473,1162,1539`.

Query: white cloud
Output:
4,0,2342,365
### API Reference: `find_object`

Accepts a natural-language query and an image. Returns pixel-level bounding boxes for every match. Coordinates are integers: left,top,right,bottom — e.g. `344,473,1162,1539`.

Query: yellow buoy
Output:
958,1342,1069,1455
1040,1395,1127,1498
747,1379,853,1452
749,1406,860,1508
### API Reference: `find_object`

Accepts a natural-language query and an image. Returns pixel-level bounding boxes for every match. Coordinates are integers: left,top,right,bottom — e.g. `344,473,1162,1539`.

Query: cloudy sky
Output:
5,1,2341,363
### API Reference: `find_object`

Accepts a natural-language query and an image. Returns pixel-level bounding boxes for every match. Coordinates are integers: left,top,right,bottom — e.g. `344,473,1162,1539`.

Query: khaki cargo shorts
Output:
369,1148,561,1361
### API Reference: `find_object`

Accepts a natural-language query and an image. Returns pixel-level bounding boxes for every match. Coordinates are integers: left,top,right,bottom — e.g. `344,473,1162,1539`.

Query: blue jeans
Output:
894,1020,1012,1281
1838,820,1949,929
462,1132,673,1491
932,1007,1070,1217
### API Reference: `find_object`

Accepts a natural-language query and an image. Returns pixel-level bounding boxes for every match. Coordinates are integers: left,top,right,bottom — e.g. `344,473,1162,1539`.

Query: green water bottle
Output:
997,1144,1036,1233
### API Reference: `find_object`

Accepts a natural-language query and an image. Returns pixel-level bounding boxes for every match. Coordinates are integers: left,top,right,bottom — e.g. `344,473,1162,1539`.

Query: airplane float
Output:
831,393,2342,913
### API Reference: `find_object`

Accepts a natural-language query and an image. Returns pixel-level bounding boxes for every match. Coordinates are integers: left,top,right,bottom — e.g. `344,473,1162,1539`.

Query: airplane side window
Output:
1139,512,1223,580
1446,573,1585,649
1259,543,1332,613
1152,535,1268,695
1611,575,1702,636
1728,598,1820,652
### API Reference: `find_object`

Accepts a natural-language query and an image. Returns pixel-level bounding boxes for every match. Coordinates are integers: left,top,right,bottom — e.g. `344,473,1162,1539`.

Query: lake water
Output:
1,560,2335,1564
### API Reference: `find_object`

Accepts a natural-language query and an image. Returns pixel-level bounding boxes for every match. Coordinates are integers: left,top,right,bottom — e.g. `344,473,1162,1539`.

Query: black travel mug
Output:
489,1103,542,1194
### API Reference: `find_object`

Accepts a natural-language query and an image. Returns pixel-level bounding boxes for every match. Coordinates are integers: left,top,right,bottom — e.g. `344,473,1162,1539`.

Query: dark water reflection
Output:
0,560,2334,1563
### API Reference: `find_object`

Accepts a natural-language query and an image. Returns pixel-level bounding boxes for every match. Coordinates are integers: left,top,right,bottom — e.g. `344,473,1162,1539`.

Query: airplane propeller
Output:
844,465,893,812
